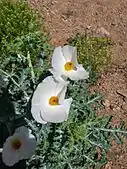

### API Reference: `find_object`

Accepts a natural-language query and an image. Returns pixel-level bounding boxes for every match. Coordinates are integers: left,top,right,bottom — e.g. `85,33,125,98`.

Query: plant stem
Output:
27,51,35,85
0,68,10,77
85,95,101,105
86,139,104,149
83,154,95,164
93,127,127,134
67,163,73,169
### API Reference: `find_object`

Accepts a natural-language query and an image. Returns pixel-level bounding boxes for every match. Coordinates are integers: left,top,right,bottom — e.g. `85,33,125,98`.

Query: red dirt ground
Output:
29,0,127,168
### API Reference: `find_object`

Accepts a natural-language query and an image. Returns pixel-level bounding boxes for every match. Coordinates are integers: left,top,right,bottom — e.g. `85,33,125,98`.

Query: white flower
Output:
50,45,89,82
2,126,36,166
31,76,72,123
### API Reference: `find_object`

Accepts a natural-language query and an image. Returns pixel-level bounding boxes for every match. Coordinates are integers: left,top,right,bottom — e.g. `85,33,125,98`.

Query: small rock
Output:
103,99,110,108
86,25,92,29
96,27,110,37
113,106,121,112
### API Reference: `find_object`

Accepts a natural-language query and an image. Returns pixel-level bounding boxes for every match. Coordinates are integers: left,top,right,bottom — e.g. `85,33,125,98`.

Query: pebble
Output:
96,27,110,37
103,99,110,108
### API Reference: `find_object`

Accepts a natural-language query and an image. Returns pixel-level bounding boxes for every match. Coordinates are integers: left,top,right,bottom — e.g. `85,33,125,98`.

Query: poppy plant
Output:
2,126,36,166
50,45,89,82
31,76,72,123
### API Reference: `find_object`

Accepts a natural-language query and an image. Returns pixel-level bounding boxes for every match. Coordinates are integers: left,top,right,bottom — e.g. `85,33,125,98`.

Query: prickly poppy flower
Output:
31,76,72,123
2,126,36,166
50,45,89,82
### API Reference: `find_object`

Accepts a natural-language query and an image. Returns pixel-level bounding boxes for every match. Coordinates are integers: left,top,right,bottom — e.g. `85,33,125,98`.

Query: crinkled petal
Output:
62,98,73,117
49,69,69,85
71,47,78,66
32,79,56,110
31,82,46,120
55,82,67,97
31,105,47,124
32,81,47,105
31,76,55,124
58,85,68,103
2,136,20,166
19,133,36,159
41,106,67,123
40,97,72,123
40,77,68,107
42,76,56,83
67,64,89,81
32,76,59,106
52,46,66,73
62,45,75,61
15,126,29,136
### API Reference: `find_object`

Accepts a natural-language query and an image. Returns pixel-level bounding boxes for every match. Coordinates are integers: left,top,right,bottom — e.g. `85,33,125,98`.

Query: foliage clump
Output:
69,34,112,73
0,0,51,72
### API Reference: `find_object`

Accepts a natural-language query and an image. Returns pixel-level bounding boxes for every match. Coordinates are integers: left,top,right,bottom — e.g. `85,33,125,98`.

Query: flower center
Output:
64,61,74,71
12,138,22,150
49,96,59,106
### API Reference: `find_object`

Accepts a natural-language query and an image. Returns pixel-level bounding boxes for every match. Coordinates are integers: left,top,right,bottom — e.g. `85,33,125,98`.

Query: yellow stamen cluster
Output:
64,61,74,71
49,96,59,106
12,138,22,150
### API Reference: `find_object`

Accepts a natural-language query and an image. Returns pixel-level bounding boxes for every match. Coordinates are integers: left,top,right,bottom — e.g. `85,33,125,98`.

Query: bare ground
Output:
30,0,127,168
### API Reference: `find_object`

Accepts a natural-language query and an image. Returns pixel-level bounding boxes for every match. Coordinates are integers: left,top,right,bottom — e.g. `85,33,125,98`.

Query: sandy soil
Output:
29,0,127,168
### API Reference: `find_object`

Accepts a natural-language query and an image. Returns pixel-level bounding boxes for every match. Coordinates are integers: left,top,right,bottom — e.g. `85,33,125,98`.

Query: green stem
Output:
0,68,10,77
27,51,35,85
93,127,127,134
86,139,104,149
83,154,95,164
85,95,101,105
67,163,73,169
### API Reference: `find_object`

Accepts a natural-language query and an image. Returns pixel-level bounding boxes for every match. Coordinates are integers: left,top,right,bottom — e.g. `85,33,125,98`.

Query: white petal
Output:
19,133,36,159
32,76,57,107
2,136,20,166
62,45,75,61
31,105,47,124
31,104,41,122
31,77,53,124
55,82,67,97
62,98,73,118
52,46,66,73
31,76,64,123
42,76,55,83
49,69,69,85
58,85,68,103
32,80,56,111
71,47,78,66
41,98,72,123
31,82,46,121
67,64,89,81
32,82,46,105
0,148,3,153
41,105,67,123
40,78,67,107
15,126,29,136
